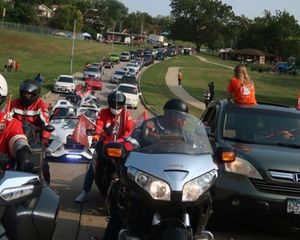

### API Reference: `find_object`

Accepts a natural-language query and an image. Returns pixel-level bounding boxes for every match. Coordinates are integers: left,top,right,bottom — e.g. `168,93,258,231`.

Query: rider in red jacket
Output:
10,79,50,140
75,90,135,202
9,79,51,183
0,74,32,172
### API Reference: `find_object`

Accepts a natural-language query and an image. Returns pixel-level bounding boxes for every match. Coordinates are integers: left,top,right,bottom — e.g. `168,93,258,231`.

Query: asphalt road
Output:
47,61,300,240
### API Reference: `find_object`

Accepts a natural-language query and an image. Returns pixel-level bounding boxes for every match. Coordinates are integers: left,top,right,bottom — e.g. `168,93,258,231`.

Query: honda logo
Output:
294,173,300,183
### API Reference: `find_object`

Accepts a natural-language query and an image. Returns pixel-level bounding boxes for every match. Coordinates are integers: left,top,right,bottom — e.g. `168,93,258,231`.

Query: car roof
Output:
217,99,299,114
118,83,137,88
59,74,74,78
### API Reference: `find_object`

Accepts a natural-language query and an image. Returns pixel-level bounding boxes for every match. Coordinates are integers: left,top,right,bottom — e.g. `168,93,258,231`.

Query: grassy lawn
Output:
0,29,132,98
141,54,300,115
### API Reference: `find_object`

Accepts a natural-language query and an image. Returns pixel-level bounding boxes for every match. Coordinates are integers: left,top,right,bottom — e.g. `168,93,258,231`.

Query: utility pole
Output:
1,8,6,30
111,22,115,54
70,19,76,74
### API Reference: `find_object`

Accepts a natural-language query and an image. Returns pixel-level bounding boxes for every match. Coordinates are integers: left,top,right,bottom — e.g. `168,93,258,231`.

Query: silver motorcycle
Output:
104,110,219,240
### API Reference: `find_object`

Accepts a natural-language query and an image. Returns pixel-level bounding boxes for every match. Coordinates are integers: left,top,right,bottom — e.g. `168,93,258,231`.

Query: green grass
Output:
141,54,300,115
0,29,132,98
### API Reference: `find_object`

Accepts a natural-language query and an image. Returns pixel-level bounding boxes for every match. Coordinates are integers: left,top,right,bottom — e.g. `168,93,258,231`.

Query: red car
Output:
85,77,102,90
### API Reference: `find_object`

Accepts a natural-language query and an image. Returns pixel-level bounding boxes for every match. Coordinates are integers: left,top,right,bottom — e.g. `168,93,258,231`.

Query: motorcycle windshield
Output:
134,110,213,155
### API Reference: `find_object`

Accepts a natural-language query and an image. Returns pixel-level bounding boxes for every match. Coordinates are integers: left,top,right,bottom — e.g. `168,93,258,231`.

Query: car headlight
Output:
0,185,35,201
127,167,171,201
224,156,263,179
182,170,218,202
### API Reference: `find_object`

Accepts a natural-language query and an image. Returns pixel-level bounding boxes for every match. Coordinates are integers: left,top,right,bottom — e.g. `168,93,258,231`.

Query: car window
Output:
58,77,74,83
115,71,126,75
85,67,99,72
222,107,300,145
118,86,138,94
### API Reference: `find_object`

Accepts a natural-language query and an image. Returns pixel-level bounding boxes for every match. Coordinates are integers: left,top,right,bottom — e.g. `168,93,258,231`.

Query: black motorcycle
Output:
0,154,60,240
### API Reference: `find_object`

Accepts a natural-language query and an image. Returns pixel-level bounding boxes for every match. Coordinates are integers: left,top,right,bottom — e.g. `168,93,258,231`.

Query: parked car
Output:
201,99,300,222
109,53,120,64
115,83,139,109
102,59,114,69
119,51,131,61
53,74,76,93
155,51,166,61
110,69,128,84
85,77,102,90
83,66,102,80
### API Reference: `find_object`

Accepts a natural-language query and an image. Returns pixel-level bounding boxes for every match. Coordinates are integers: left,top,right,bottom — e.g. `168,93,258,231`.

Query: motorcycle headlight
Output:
224,156,263,179
0,185,34,202
182,170,218,202
127,167,171,201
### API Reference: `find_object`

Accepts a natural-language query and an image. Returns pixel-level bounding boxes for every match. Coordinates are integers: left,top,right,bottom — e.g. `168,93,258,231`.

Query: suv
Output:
201,99,300,221
119,51,131,62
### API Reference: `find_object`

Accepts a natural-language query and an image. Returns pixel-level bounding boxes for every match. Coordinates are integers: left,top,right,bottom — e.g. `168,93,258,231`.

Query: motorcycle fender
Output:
32,185,60,240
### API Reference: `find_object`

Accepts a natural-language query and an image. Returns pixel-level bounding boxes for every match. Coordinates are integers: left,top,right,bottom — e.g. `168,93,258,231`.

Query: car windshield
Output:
85,67,99,73
58,77,73,83
52,107,77,119
222,107,300,147
133,110,213,154
115,71,126,75
118,85,138,94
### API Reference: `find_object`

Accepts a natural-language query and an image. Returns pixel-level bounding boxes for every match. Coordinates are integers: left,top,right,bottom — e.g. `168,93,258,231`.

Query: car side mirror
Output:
215,145,236,162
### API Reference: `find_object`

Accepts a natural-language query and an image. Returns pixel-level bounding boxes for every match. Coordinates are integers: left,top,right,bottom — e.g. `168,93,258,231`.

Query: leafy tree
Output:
237,10,300,59
50,4,83,31
170,0,235,51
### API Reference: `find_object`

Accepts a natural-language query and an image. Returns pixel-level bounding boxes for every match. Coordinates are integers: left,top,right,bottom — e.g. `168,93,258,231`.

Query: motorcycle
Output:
0,154,60,240
102,110,220,240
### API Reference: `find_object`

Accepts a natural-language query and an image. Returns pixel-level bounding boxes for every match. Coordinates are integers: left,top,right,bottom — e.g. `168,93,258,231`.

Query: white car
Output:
53,75,76,93
115,83,139,109
83,66,102,80
110,69,128,84
119,51,131,61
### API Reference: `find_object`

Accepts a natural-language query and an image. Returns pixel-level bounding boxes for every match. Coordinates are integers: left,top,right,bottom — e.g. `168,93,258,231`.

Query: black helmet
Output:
19,79,41,106
107,90,126,114
163,98,188,113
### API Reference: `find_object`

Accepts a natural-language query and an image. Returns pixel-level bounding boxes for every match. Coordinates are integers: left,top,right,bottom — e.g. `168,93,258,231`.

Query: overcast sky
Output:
118,0,300,22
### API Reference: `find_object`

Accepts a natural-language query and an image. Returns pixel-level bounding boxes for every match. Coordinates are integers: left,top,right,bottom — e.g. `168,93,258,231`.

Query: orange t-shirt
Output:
227,77,257,104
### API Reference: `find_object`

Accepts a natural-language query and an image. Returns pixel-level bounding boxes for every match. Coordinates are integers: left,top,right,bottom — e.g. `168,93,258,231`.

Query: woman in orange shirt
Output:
227,64,257,104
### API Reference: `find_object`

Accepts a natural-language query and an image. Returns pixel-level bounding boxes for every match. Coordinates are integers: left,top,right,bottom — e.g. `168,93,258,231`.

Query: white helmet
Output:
0,74,8,98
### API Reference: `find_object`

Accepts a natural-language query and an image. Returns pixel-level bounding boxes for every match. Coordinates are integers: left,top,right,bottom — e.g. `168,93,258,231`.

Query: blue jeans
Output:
83,162,94,192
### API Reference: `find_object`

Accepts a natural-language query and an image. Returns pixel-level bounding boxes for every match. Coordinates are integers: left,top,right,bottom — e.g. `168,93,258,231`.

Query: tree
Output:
50,4,83,31
170,0,235,51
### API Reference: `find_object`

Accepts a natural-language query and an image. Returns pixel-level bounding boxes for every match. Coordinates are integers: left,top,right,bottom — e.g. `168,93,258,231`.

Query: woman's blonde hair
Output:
234,64,251,84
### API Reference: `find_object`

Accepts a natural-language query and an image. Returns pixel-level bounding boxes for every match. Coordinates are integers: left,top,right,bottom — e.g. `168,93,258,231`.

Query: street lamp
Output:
111,22,116,54
70,19,76,74
1,8,5,30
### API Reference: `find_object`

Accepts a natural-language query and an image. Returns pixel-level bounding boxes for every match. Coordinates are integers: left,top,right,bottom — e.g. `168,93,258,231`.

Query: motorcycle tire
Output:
42,161,51,184
160,227,190,240
95,159,113,197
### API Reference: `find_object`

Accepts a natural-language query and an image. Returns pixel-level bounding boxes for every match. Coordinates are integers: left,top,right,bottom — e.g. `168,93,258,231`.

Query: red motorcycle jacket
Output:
95,108,134,143
9,98,50,139
0,112,29,159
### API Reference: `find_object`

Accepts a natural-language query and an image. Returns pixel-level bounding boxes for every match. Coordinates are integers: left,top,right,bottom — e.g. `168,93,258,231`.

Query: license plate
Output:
287,198,300,214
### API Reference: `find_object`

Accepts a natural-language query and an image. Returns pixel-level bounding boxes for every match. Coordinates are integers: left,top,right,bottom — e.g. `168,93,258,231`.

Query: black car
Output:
201,99,300,222
155,51,166,61
102,59,114,69
121,75,138,86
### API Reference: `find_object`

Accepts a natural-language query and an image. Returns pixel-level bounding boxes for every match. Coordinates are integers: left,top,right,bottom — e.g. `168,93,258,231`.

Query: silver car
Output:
83,66,102,80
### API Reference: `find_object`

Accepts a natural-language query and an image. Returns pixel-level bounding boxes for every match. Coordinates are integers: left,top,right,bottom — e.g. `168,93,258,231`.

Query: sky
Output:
118,0,300,22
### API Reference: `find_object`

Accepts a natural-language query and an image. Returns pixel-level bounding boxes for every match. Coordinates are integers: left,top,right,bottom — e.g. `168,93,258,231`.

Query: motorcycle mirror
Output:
43,125,55,132
86,128,97,136
215,145,236,162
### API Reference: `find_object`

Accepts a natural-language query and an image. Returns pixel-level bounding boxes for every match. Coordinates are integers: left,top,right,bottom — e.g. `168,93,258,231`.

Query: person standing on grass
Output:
178,69,183,86
227,64,257,104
